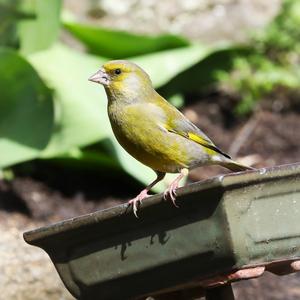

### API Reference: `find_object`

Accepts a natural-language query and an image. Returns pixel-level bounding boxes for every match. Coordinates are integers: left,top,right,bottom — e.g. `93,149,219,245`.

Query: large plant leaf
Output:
52,148,122,172
134,43,212,88
64,21,189,59
0,48,54,168
159,46,248,97
27,44,109,157
18,0,62,55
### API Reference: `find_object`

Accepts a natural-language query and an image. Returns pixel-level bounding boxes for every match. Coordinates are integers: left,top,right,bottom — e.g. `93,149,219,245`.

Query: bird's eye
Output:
114,68,121,75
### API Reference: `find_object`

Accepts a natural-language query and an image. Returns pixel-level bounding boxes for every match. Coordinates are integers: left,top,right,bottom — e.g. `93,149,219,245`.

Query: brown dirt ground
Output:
0,97,299,299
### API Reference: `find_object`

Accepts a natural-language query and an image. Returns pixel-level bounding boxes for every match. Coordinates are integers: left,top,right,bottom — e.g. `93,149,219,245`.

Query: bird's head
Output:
89,60,153,101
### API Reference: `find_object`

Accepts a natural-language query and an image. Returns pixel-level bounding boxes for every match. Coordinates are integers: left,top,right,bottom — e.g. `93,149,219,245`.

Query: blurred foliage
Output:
158,46,250,98
0,0,32,47
64,21,190,58
18,0,62,54
0,48,54,167
0,0,299,187
217,0,300,114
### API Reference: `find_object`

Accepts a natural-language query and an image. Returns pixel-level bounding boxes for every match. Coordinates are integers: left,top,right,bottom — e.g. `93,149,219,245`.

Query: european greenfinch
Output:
89,60,253,216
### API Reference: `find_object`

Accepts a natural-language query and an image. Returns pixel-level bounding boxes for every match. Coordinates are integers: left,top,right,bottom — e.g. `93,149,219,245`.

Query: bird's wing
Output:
167,117,231,159
147,93,231,159
153,95,231,159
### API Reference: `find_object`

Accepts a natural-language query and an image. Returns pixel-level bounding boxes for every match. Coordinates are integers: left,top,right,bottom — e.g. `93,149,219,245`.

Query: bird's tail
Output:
220,159,255,172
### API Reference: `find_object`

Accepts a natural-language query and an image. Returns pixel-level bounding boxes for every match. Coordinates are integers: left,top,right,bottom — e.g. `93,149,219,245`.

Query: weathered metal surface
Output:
23,163,300,300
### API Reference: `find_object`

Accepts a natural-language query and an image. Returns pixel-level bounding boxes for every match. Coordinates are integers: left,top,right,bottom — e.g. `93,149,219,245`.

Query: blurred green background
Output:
1,0,299,189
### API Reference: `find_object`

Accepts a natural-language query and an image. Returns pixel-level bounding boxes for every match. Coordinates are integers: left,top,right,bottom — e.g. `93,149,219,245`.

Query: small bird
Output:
89,60,253,217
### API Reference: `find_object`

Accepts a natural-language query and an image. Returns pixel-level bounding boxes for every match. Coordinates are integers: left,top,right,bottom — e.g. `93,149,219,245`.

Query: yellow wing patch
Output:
187,133,217,155
187,132,231,158
188,132,210,145
165,125,231,158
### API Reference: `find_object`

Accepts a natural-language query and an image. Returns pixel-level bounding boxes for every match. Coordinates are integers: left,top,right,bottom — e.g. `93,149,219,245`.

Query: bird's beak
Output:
88,69,109,85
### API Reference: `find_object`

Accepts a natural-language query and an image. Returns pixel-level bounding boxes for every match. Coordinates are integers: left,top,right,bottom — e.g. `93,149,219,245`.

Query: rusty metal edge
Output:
23,163,300,244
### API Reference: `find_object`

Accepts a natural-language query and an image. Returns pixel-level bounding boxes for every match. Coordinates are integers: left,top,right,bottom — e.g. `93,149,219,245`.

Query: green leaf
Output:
159,46,249,97
134,43,212,88
0,47,54,168
27,44,109,157
52,148,122,171
18,0,62,55
64,21,190,59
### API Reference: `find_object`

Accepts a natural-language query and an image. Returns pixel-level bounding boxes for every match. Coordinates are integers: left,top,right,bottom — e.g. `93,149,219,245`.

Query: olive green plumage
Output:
89,60,253,216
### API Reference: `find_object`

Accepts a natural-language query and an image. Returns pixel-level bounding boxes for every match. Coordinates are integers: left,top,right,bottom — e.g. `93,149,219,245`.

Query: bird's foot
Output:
128,189,150,218
163,181,179,208
163,168,189,208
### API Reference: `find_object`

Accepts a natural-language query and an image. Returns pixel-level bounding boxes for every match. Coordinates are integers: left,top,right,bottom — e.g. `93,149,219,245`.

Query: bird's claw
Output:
128,197,141,218
163,185,179,208
128,190,150,218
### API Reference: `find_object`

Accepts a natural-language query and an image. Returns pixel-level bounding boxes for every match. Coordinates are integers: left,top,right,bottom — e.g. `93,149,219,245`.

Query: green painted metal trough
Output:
23,163,300,299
